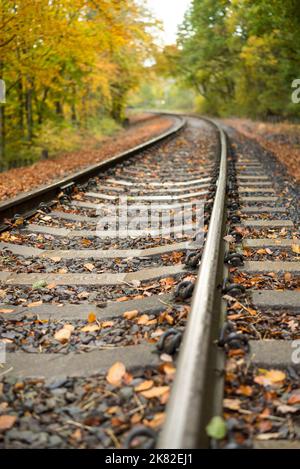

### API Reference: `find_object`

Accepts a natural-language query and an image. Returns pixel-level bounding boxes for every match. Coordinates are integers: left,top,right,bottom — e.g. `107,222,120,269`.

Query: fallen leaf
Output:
254,369,286,387
206,416,227,440
101,321,114,328
49,257,61,263
54,325,74,343
58,268,68,274
32,280,47,290
88,312,97,323
223,398,241,411
144,412,166,428
223,235,235,243
84,263,95,272
292,244,300,254
288,389,300,405
81,324,100,333
106,362,126,386
274,401,298,414
27,301,43,308
115,296,129,302
0,308,14,314
78,291,90,299
236,385,253,396
160,353,173,362
160,362,176,375
255,433,280,441
0,415,17,431
71,428,82,442
284,272,292,282
140,386,169,399
137,314,150,325
123,310,139,320
134,380,154,392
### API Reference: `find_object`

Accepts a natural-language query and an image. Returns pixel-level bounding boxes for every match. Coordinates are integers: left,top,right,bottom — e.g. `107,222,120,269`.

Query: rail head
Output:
157,118,227,449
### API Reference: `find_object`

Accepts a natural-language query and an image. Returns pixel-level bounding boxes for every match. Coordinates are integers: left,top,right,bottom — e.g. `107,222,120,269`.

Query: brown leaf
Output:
236,385,253,397
49,256,61,263
27,301,43,308
134,380,154,392
101,321,114,328
254,369,286,387
223,398,241,411
106,361,126,386
81,324,100,333
140,386,169,399
58,268,68,274
160,362,176,375
78,291,90,299
284,272,292,282
123,310,139,320
144,412,166,428
54,325,74,343
137,314,150,325
288,389,300,405
0,415,17,431
84,263,95,272
292,244,300,254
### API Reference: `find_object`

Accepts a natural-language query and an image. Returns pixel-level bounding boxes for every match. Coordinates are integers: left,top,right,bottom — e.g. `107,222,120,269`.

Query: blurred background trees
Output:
133,0,300,120
0,0,156,165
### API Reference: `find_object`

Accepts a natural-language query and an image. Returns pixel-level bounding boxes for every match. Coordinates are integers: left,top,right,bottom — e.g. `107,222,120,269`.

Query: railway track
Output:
0,114,299,450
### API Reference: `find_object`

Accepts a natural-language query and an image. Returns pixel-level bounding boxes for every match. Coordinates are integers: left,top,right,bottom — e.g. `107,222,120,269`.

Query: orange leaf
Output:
123,310,139,320
134,380,154,392
0,415,17,431
140,386,169,399
81,324,100,333
88,312,97,323
106,362,126,386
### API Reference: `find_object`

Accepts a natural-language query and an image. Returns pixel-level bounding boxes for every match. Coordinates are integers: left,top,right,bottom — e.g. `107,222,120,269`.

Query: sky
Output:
146,0,191,45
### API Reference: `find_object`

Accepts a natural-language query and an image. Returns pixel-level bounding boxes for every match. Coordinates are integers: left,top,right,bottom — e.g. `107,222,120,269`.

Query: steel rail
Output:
157,118,227,449
0,114,185,225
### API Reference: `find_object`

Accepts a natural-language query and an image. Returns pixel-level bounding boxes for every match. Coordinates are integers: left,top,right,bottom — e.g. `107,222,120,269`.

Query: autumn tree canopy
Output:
0,0,156,162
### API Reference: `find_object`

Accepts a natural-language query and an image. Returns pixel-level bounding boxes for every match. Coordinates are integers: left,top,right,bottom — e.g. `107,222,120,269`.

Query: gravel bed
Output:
225,125,300,224
238,248,299,262
0,231,196,251
229,271,300,290
0,251,188,274
222,361,300,448
0,366,175,448
0,304,189,353
0,273,196,305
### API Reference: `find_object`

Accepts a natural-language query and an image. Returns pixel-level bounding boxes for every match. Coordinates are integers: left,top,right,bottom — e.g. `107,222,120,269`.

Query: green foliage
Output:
175,0,300,119
206,416,227,440
0,0,157,165
34,122,82,155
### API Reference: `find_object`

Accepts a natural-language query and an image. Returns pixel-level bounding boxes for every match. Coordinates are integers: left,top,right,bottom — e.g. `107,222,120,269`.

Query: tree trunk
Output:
25,79,33,141
0,104,5,164
55,100,63,118
71,85,77,124
0,61,5,162
18,80,24,137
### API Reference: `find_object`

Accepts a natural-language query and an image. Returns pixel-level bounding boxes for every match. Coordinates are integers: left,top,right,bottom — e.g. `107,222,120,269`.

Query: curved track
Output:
0,114,299,450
